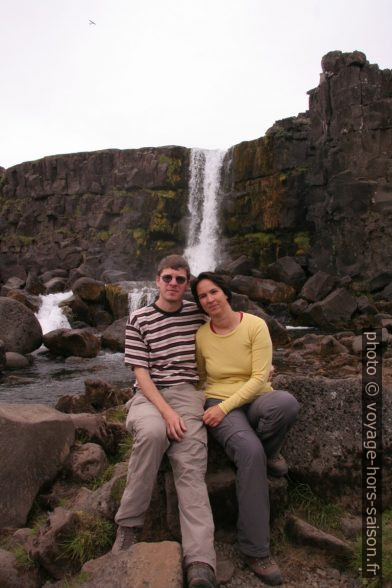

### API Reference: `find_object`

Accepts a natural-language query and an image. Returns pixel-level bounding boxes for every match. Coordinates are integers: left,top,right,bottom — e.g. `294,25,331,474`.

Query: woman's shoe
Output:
243,555,283,585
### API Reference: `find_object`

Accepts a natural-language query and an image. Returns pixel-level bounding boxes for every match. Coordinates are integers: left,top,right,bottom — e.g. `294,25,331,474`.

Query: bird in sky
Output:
89,20,96,25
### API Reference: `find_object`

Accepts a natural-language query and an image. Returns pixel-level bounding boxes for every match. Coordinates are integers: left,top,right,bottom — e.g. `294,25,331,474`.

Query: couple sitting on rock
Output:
112,254,299,587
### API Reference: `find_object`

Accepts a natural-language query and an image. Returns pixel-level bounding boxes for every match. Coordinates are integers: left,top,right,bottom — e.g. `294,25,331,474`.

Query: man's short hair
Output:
157,255,191,279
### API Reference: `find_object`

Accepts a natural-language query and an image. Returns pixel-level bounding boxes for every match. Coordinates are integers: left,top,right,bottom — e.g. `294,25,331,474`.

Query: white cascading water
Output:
184,148,226,276
127,281,157,313
35,292,72,334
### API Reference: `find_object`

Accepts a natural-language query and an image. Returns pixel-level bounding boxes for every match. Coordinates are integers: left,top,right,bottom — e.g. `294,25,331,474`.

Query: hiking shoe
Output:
112,525,142,553
186,561,217,588
267,453,288,477
244,555,283,585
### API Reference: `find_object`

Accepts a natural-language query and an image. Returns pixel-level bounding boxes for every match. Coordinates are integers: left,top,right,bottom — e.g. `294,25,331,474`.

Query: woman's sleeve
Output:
195,335,207,390
219,320,273,414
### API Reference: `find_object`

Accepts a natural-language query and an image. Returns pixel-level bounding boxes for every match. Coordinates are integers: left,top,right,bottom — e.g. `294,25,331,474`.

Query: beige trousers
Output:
115,383,216,571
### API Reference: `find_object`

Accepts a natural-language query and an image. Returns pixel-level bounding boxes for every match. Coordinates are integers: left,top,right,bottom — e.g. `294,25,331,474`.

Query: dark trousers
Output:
205,390,299,557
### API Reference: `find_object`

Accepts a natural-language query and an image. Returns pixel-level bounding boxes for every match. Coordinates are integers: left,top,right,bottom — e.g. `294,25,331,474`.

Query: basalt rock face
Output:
0,147,190,282
224,50,392,281
1,51,392,285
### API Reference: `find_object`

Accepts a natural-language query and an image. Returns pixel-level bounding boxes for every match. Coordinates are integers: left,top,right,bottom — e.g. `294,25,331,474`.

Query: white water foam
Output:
127,281,157,313
184,148,226,276
35,291,72,334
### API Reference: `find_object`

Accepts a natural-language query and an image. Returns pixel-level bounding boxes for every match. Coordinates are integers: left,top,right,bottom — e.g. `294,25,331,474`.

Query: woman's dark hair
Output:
191,272,232,313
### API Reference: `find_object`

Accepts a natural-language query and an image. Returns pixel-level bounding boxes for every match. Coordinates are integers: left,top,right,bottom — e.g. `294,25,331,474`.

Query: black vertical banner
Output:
362,329,382,580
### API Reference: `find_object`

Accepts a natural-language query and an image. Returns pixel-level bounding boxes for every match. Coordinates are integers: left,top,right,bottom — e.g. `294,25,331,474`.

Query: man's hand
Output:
163,406,187,441
203,404,225,427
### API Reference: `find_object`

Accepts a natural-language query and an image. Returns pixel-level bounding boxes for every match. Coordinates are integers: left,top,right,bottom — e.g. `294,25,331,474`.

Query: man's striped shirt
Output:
124,300,207,387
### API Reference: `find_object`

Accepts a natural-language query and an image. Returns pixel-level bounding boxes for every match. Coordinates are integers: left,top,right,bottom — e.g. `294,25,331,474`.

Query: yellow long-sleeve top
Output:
195,312,273,415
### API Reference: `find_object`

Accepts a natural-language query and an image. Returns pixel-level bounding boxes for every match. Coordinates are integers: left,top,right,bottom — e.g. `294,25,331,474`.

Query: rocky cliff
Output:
226,50,392,281
1,50,391,284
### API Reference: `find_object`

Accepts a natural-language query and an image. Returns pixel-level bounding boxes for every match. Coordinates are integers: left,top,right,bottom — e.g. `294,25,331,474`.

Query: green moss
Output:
132,227,147,246
159,155,182,186
153,240,176,251
149,211,173,234
96,230,112,241
121,203,133,215
294,231,311,255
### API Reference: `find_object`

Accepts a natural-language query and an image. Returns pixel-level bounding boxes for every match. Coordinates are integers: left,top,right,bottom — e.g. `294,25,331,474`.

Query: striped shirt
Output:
124,300,207,387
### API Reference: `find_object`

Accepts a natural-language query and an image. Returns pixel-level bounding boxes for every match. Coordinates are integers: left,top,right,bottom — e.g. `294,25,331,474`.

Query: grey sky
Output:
1,0,391,168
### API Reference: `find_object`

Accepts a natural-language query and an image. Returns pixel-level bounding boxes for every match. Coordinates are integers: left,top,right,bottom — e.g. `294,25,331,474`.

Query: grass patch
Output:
87,464,115,491
351,508,392,586
107,406,127,423
59,512,114,567
11,545,36,570
115,434,133,462
288,481,343,531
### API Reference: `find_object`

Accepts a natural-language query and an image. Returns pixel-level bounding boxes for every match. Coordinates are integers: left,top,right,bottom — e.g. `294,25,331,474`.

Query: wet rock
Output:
81,541,183,588
267,256,307,290
356,295,378,315
101,269,129,283
73,277,106,303
289,298,309,317
40,269,68,283
0,276,25,296
5,351,31,369
0,548,41,588
65,443,108,483
43,328,101,358
56,379,133,414
25,272,46,295
375,282,392,301
300,271,336,302
6,290,40,313
247,302,290,346
0,297,42,354
44,277,68,293
101,317,127,352
286,515,354,558
0,404,75,528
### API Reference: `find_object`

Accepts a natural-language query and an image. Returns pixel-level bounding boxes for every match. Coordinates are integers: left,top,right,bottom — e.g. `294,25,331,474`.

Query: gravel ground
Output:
215,541,361,587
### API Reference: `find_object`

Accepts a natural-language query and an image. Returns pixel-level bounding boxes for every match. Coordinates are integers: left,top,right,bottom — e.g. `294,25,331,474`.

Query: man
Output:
113,255,217,588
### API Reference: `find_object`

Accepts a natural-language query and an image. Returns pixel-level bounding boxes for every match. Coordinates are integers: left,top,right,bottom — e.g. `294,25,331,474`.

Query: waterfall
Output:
184,148,226,276
127,281,157,313
35,292,72,334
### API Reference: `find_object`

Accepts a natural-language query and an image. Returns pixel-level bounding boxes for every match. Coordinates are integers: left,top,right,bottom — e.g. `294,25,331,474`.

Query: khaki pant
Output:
115,384,216,571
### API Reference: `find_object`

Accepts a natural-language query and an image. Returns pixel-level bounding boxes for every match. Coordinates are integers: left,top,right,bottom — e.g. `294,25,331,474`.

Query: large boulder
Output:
101,317,127,351
231,275,296,304
267,256,307,290
81,541,183,588
274,374,392,507
0,404,75,528
0,297,42,354
0,548,41,588
72,277,106,302
43,328,101,358
300,271,337,302
64,442,108,483
304,288,357,328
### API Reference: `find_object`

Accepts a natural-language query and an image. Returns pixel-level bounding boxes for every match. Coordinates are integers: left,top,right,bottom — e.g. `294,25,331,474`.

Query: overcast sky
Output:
1,0,391,169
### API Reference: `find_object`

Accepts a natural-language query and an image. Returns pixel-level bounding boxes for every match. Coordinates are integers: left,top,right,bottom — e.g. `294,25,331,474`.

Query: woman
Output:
191,272,299,587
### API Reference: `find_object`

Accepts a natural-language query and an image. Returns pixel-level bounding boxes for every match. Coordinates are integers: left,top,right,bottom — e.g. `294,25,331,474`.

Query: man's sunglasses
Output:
160,274,188,284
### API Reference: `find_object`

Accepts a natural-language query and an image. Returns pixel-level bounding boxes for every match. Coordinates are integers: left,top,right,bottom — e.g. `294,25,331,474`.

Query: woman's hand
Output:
203,404,225,427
